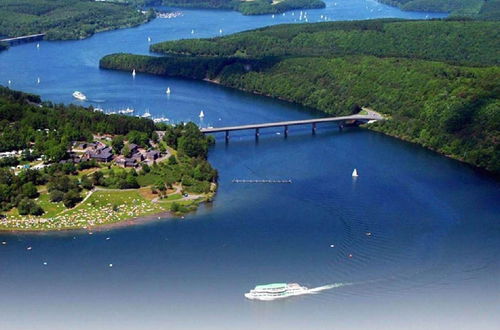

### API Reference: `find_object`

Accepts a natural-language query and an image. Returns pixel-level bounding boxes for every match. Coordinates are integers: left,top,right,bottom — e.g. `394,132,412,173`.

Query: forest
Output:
157,0,325,15
378,0,500,19
100,18,500,174
0,0,154,40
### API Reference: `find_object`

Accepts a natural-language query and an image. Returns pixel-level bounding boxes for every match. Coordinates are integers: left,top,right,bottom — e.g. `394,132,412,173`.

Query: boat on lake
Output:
118,107,134,114
72,91,86,101
199,110,205,118
141,110,151,118
245,283,309,301
166,87,171,94
352,168,358,177
132,69,136,77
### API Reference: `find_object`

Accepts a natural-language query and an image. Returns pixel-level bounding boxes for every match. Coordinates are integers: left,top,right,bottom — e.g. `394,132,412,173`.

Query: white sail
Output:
352,169,358,177
147,36,152,42
166,87,171,94
199,110,205,118
132,69,136,77
37,77,41,84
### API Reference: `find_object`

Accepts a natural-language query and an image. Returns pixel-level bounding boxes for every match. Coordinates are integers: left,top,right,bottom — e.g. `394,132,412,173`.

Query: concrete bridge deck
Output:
200,110,383,139
0,33,45,45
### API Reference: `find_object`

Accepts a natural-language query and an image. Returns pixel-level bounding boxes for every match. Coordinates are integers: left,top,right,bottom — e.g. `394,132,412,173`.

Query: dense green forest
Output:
100,19,500,174
150,19,499,67
157,0,325,15
378,0,500,19
0,0,154,40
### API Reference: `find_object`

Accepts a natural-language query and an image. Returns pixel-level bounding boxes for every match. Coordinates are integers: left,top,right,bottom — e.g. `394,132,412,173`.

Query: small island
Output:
0,87,217,231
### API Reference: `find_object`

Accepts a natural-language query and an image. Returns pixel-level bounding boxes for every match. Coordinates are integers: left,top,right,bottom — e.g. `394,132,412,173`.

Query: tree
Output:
17,198,44,216
111,135,125,154
49,189,64,203
80,175,93,190
121,145,131,158
21,182,39,199
63,190,82,208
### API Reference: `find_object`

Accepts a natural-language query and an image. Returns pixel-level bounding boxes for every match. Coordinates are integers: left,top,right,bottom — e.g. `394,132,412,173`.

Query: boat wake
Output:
308,282,352,293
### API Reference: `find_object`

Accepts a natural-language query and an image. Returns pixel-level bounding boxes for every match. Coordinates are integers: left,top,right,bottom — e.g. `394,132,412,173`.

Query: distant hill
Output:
378,0,500,19
0,0,154,40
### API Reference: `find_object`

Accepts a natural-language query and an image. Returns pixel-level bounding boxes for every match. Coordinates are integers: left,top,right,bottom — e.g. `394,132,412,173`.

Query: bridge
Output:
0,33,45,45
200,110,383,140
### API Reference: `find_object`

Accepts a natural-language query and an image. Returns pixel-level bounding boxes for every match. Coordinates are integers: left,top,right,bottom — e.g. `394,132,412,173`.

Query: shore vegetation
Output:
0,87,217,231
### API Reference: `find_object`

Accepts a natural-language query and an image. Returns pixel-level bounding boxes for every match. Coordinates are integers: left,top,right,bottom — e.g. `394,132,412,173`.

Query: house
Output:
128,143,138,153
86,146,113,162
116,156,137,168
131,152,144,162
146,150,159,161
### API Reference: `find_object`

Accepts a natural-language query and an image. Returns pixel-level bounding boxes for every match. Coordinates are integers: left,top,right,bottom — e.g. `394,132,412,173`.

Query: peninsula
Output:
377,0,499,19
0,87,217,231
154,0,325,15
100,18,500,174
0,0,155,41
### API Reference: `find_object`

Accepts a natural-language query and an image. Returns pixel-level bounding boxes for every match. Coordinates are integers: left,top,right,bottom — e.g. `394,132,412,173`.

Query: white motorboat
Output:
72,91,86,101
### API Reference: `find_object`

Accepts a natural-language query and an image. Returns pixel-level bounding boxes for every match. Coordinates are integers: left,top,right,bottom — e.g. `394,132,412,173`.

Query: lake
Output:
1,1,498,329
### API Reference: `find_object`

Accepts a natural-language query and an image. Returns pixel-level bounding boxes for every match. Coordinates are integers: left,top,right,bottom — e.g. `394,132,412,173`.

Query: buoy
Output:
1,241,6,245
109,263,113,267
348,254,353,258
330,244,335,248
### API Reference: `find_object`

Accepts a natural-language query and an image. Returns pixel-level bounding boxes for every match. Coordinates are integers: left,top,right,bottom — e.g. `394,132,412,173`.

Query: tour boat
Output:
132,69,136,77
72,91,87,101
352,168,358,177
166,87,171,94
244,283,309,301
199,110,205,118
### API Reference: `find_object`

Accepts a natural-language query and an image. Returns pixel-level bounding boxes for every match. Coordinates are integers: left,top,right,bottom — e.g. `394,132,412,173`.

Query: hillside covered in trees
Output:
100,19,499,174
156,0,325,15
378,0,500,19
0,0,154,40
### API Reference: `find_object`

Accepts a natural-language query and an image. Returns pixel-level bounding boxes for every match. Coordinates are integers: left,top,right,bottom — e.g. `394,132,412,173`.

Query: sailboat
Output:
37,77,41,84
147,36,152,42
199,110,205,118
166,87,171,94
8,80,11,85
191,29,195,34
132,69,136,77
219,29,223,34
352,169,359,177
36,43,40,49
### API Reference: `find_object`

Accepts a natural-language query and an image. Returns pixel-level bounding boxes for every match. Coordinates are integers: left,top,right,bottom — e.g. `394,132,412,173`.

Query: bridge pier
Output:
284,125,288,137
312,122,317,135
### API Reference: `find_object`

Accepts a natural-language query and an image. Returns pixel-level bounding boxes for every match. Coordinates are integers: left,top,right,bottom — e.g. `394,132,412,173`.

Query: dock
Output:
232,179,292,184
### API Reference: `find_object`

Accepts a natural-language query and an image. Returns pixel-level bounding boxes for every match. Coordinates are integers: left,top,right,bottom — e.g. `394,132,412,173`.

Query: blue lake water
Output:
1,1,499,329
